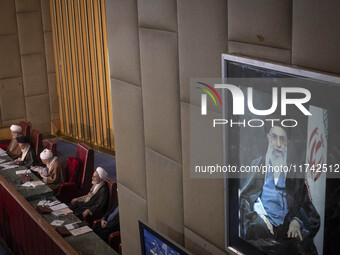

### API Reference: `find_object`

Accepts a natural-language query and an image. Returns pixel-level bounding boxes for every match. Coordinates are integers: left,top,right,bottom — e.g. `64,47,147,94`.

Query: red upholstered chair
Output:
106,178,118,210
30,129,43,164
43,139,57,156
19,121,31,138
0,140,10,150
109,231,121,254
56,143,94,203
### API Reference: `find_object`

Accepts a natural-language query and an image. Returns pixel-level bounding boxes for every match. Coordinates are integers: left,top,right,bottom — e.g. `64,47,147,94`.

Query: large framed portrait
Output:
223,55,340,255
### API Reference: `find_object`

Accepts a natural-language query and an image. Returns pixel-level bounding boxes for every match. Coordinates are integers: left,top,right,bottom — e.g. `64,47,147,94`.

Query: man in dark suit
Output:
93,202,120,242
70,167,109,220
240,124,320,254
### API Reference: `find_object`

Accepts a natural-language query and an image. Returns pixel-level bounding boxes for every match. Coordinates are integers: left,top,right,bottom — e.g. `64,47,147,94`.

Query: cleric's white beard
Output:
266,142,287,167
92,180,97,185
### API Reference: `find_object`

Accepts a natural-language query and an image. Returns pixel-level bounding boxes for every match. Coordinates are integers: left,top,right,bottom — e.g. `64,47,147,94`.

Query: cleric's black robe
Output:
70,182,109,219
16,146,38,169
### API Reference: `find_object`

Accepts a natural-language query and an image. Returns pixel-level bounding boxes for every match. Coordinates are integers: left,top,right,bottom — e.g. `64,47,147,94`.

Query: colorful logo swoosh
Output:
196,82,222,106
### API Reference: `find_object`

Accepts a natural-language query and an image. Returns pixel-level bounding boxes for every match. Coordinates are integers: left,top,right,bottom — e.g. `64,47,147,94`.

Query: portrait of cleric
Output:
239,121,321,255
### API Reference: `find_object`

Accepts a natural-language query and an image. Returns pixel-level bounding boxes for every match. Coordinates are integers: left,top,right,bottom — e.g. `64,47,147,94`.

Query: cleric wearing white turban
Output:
6,124,23,159
37,149,66,193
70,167,109,220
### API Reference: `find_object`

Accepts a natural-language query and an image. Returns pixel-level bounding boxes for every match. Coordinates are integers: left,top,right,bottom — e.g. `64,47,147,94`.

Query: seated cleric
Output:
240,124,320,254
70,167,109,220
6,124,23,159
39,149,66,193
93,202,120,243
13,136,37,169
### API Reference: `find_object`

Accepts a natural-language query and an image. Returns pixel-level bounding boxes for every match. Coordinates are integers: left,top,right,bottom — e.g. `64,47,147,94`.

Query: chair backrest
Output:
30,129,43,160
44,139,57,156
106,178,118,209
19,121,31,138
74,143,94,194
65,157,83,184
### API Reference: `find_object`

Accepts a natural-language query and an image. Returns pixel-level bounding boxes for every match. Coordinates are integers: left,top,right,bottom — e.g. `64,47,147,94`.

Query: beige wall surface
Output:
0,0,57,134
105,1,340,255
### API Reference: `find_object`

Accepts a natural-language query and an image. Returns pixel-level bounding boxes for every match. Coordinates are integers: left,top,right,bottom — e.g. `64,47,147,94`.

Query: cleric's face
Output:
267,126,287,156
92,171,100,184
11,131,19,138
18,142,28,150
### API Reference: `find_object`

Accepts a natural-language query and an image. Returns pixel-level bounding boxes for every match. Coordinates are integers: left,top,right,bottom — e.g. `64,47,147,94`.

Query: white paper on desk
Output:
50,203,68,211
50,220,65,226
22,182,32,187
52,208,72,216
22,181,45,187
31,166,42,172
0,162,17,170
0,148,6,156
0,159,7,164
70,226,92,236
16,170,31,175
31,181,44,187
65,221,81,230
30,166,47,175
47,200,61,207
37,200,49,206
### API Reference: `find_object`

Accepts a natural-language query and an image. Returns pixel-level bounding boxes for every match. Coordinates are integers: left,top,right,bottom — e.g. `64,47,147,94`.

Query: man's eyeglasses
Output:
269,132,287,143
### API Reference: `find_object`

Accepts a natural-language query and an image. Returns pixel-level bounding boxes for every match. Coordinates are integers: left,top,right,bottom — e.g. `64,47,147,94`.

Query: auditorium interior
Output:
0,1,339,255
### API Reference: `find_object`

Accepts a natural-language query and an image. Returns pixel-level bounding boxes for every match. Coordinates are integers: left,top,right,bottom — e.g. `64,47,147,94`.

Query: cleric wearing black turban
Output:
14,136,38,169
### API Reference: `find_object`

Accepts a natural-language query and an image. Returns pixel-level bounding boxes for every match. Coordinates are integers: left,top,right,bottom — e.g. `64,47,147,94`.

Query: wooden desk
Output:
0,155,118,255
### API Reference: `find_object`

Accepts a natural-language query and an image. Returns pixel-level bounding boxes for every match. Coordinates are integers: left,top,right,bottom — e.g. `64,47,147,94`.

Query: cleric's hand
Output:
101,220,107,228
71,198,78,205
82,209,91,219
259,215,274,235
287,219,303,241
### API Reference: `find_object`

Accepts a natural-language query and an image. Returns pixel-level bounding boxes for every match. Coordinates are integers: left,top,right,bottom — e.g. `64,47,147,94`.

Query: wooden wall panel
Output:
50,0,114,150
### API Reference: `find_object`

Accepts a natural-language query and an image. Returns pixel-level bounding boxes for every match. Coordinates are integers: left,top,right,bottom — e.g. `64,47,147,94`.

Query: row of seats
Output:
1,121,121,254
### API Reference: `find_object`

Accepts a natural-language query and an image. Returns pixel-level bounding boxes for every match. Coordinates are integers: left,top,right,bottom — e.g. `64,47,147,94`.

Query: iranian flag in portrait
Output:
305,105,328,255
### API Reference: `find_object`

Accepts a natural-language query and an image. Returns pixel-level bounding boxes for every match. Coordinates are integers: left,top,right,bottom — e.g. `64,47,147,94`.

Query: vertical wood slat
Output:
50,0,65,134
100,0,114,149
87,0,101,146
93,0,105,146
56,0,69,135
61,0,77,137
50,0,114,150
81,0,95,144
74,0,89,142
67,0,82,139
